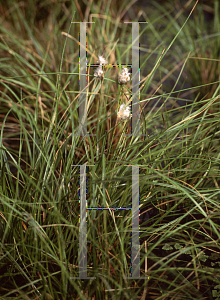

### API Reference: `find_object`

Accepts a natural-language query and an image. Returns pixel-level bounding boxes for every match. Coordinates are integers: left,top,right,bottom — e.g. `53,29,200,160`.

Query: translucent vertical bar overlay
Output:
79,22,87,136
132,22,140,136
70,164,95,280
79,164,87,278
131,165,140,278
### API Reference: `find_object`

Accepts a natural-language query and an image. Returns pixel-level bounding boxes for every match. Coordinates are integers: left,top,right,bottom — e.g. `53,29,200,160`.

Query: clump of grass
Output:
0,0,220,299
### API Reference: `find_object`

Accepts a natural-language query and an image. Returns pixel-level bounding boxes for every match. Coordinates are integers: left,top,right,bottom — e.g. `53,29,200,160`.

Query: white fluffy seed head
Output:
121,67,130,74
94,66,104,80
97,55,108,65
117,103,131,120
118,67,131,85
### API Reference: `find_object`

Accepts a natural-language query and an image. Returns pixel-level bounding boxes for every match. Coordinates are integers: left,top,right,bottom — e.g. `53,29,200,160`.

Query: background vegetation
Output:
0,0,220,299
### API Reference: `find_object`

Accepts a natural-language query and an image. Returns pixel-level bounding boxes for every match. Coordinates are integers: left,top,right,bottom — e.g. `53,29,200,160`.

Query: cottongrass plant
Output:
1,0,220,299
94,55,108,80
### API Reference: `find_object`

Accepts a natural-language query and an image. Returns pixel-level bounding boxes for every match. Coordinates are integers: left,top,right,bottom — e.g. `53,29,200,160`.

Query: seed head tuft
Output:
94,66,104,80
118,67,131,85
97,55,108,65
117,103,131,120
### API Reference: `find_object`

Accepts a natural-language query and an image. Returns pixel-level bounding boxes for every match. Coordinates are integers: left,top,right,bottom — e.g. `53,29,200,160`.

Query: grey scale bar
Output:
79,165,87,278
132,22,140,136
78,23,87,136
71,166,95,279
131,165,140,278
